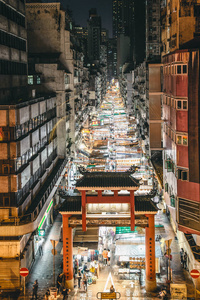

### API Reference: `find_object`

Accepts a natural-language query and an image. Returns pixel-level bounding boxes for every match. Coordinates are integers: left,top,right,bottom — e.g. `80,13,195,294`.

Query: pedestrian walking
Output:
57,273,63,293
180,248,184,265
39,244,43,256
102,249,108,266
74,259,78,274
183,252,188,269
107,249,111,266
77,270,82,288
62,287,70,300
83,273,87,292
32,280,38,299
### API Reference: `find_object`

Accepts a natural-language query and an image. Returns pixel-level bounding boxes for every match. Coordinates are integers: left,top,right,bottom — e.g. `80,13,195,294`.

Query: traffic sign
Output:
50,240,59,248
190,269,200,279
20,268,29,277
51,249,57,256
165,239,172,247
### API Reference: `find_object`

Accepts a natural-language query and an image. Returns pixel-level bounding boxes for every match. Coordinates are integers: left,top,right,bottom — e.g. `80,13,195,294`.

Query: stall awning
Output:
74,227,99,243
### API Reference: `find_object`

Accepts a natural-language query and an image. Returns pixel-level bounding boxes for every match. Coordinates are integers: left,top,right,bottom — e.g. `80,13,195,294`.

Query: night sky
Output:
62,0,113,36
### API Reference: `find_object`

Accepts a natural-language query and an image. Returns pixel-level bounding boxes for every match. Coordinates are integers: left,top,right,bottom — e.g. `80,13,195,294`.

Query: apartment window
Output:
176,99,188,110
165,159,173,172
183,65,187,73
177,65,181,74
177,169,189,181
16,157,22,170
170,195,175,207
29,119,33,131
2,164,9,174
175,64,188,75
28,76,33,85
36,75,41,84
183,101,187,109
176,134,188,146
3,197,10,206
65,74,70,84
165,183,168,192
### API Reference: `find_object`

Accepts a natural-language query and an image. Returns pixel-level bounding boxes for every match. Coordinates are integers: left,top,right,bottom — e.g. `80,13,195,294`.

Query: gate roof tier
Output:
59,194,158,214
75,171,140,191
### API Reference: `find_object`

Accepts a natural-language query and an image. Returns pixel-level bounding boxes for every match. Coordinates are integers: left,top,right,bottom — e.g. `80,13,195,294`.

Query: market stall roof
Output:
59,194,158,213
75,168,140,190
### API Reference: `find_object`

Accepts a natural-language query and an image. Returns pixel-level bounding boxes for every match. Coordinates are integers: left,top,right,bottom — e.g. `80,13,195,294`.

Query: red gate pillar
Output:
145,214,156,292
81,190,86,231
130,191,135,231
62,214,74,290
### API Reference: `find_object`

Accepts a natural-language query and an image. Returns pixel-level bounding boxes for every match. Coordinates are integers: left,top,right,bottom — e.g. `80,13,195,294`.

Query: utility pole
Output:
50,240,58,286
165,239,172,282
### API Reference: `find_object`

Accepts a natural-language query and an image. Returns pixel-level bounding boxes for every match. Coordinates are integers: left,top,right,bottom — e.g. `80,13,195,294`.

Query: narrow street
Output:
16,82,195,300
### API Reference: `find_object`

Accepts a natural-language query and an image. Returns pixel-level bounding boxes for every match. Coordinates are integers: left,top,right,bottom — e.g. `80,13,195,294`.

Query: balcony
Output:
0,158,67,236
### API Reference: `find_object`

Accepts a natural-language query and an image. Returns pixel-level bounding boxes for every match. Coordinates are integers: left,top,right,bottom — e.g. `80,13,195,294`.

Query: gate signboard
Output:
96,292,121,299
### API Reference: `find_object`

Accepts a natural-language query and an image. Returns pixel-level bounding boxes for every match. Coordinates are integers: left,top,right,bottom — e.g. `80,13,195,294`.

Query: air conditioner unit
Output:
32,89,36,98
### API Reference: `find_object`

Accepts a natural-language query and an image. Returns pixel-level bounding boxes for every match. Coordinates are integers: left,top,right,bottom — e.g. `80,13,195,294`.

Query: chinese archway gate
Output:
59,168,158,292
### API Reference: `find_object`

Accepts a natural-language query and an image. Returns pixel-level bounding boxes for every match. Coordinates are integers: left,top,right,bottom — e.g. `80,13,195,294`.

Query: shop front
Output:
34,199,54,255
114,231,162,282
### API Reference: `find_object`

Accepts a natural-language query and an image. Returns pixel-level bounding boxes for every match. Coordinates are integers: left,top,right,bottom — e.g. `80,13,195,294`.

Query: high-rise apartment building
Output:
161,0,200,259
146,0,161,62
87,8,101,62
113,0,146,71
112,0,123,38
161,0,200,56
162,49,200,237
0,0,28,104
0,0,67,290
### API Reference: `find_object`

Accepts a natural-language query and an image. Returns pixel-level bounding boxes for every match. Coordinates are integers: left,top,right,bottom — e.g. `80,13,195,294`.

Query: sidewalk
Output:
18,214,63,300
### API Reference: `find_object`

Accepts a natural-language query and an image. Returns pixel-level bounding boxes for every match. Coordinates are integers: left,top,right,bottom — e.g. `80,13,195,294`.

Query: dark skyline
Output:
62,0,113,35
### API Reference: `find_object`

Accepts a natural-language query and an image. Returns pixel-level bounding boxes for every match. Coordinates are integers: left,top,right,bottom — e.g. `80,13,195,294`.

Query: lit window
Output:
28,75,33,85
176,134,188,145
177,136,182,144
170,195,175,207
183,136,188,145
183,101,187,109
37,76,41,84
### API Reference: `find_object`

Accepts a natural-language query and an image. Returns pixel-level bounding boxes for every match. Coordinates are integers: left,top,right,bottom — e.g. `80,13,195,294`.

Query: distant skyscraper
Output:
113,0,145,69
87,8,101,62
146,0,161,62
112,0,123,38
101,28,109,43
107,38,117,79
0,0,28,104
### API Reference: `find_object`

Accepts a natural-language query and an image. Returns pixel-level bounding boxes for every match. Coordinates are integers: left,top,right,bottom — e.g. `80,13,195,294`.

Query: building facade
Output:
0,0,28,104
161,0,200,56
162,49,200,236
146,0,161,62
0,1,69,290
